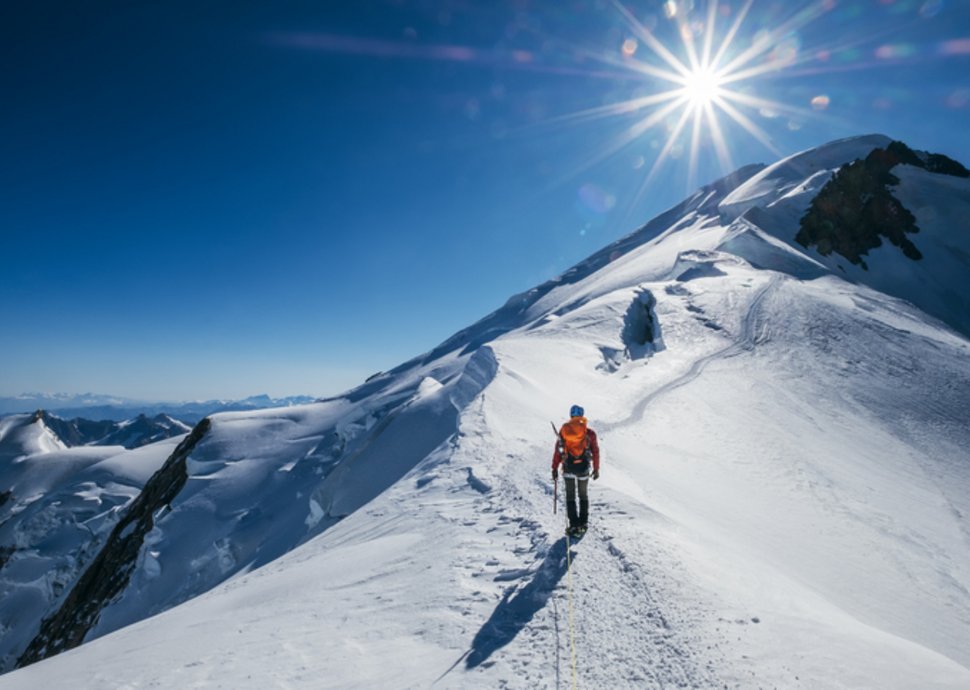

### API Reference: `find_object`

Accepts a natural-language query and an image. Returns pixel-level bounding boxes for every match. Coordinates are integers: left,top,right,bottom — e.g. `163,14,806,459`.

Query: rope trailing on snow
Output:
565,537,578,690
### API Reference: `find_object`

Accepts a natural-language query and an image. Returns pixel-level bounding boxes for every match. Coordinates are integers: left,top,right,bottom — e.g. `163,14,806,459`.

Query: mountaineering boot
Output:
566,524,585,539
565,480,578,526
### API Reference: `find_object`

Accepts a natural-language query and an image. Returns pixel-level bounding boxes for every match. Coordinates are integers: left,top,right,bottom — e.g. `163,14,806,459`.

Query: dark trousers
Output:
564,475,589,528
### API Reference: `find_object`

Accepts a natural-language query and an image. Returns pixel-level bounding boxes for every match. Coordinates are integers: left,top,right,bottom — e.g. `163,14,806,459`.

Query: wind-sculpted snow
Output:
0,414,66,463
16,422,207,668
0,435,182,672
2,135,970,688
718,133,893,223
448,345,499,411
349,165,767,384
12,341,502,666
716,215,830,280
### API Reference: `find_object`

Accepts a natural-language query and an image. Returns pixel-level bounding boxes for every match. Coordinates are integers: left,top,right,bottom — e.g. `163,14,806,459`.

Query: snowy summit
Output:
1,135,969,689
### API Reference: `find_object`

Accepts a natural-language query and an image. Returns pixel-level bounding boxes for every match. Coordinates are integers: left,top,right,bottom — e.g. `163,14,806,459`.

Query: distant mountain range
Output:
0,393,317,422
37,411,193,449
0,410,192,459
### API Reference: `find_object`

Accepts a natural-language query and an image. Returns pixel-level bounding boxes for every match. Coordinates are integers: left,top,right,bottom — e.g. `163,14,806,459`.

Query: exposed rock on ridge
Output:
796,140,968,269
16,418,211,668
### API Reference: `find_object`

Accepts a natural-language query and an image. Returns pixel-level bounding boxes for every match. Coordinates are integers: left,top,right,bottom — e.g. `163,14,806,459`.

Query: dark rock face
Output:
16,418,211,669
796,142,921,269
38,412,116,447
795,141,968,270
923,153,970,177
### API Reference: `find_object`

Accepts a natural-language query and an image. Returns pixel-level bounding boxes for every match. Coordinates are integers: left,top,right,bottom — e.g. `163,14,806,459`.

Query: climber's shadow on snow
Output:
465,537,573,670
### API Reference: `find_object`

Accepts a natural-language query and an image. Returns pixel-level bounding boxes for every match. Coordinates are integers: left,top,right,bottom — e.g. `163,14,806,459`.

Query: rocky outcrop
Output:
36,411,116,447
795,140,968,270
16,418,211,669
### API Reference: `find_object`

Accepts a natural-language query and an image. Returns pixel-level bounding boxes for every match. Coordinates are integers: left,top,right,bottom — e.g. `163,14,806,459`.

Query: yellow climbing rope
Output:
565,537,578,690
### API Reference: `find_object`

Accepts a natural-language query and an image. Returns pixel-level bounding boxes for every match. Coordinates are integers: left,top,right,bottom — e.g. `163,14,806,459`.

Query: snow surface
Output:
718,134,893,223
1,135,969,689
0,422,183,672
0,414,67,462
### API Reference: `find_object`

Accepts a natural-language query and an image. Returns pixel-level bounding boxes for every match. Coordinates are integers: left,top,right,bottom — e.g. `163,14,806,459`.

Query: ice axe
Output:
550,421,560,514
553,474,558,514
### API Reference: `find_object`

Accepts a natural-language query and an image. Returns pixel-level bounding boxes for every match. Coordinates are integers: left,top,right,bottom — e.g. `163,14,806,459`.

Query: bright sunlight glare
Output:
541,0,848,210
679,66,725,110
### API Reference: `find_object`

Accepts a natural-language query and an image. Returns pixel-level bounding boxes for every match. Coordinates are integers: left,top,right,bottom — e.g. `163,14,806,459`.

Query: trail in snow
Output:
429,269,792,688
441,421,730,688
602,273,779,434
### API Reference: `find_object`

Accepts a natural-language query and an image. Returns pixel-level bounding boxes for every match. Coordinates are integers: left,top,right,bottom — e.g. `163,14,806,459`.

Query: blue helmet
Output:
569,404,584,418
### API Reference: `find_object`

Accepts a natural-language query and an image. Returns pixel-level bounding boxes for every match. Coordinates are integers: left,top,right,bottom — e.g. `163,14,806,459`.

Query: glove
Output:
552,469,558,481
592,469,599,480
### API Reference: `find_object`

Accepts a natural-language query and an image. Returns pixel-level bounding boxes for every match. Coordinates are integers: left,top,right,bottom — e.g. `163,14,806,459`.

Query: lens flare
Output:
946,88,970,108
920,0,944,19
811,94,831,110
578,183,618,215
534,0,910,204
939,39,970,55
591,0,828,192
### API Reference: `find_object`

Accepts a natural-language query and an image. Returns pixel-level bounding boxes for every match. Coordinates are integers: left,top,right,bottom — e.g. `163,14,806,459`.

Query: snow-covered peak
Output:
718,133,893,222
0,436,180,673
714,136,970,336
0,412,67,463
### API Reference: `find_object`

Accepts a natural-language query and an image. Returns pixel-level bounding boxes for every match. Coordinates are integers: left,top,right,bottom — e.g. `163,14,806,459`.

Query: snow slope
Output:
0,413,67,462
2,135,969,688
0,419,183,671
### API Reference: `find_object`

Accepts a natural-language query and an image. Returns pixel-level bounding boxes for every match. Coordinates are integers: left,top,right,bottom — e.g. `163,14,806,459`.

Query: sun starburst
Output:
539,0,847,210
678,65,726,111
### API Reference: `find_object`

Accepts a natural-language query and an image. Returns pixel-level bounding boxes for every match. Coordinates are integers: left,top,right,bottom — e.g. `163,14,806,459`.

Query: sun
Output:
679,66,725,110
541,0,842,199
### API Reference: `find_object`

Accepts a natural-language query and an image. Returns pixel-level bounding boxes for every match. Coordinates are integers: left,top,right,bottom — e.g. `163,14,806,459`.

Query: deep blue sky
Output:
2,0,968,400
